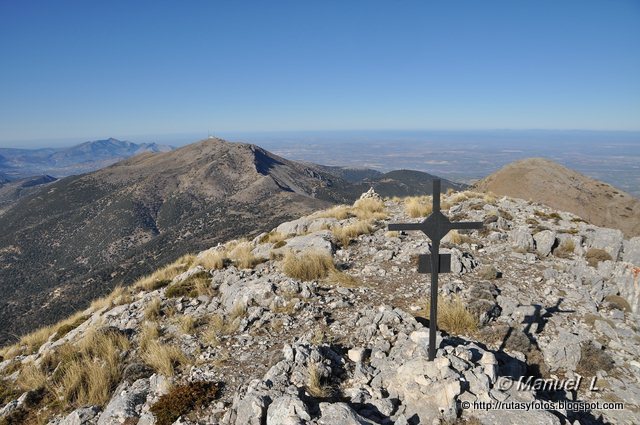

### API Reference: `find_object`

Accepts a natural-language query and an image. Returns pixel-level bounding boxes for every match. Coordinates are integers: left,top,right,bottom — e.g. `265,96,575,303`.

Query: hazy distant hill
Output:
475,157,640,237
0,138,174,178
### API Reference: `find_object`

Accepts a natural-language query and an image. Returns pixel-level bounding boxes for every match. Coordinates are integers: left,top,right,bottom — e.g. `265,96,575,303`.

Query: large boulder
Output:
281,231,335,256
96,379,150,425
586,228,624,261
317,403,376,425
266,395,311,425
534,230,556,257
623,237,640,266
509,227,535,252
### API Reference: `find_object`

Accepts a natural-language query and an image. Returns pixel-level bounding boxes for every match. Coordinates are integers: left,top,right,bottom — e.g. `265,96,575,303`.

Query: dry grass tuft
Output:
16,362,48,391
306,362,332,398
165,271,212,298
352,198,388,220
419,296,478,335
483,193,497,204
178,316,199,334
477,265,499,280
405,196,432,218
228,242,263,269
281,251,335,281
586,248,612,267
332,220,374,246
259,231,287,244
447,230,473,245
135,254,196,291
554,239,576,258
447,191,470,205
145,298,162,320
196,250,226,270
315,205,353,220
141,340,188,376
327,270,360,287
139,322,160,351
19,328,133,408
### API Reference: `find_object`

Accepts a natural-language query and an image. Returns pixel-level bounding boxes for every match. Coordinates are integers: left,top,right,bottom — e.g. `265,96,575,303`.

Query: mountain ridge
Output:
474,157,640,237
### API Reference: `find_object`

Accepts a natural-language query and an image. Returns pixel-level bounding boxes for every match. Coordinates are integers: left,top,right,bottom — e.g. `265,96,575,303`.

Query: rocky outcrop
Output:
2,189,640,425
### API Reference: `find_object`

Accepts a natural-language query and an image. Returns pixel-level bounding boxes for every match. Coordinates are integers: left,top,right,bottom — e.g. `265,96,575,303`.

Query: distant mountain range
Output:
0,138,460,344
0,138,173,179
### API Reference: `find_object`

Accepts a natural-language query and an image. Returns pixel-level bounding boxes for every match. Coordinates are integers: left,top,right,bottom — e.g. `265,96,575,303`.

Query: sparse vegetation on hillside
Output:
554,239,576,258
281,251,335,281
150,381,219,425
135,254,197,291
141,340,188,376
331,220,374,246
228,241,263,269
417,296,478,335
586,248,613,267
405,196,432,217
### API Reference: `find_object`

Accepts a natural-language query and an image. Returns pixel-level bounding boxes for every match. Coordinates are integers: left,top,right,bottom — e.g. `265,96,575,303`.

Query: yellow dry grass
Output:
281,250,335,281
144,298,162,320
554,239,576,258
178,315,198,334
228,242,262,269
314,205,353,220
196,250,226,270
259,231,287,244
139,322,160,351
331,220,374,246
19,328,133,407
405,196,433,218
134,254,196,291
141,340,188,376
419,296,478,335
327,270,360,287
306,362,332,398
352,198,388,220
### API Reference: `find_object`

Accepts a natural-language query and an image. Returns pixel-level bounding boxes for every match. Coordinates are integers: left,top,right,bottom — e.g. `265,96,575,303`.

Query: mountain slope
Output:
1,191,638,424
474,157,640,237
0,138,357,344
0,175,57,214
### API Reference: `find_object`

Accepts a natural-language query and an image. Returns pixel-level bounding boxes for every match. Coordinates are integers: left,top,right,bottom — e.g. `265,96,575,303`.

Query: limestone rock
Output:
534,230,556,257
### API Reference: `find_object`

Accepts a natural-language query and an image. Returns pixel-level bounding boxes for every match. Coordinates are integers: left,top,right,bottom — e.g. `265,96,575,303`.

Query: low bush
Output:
586,248,612,267
150,381,219,425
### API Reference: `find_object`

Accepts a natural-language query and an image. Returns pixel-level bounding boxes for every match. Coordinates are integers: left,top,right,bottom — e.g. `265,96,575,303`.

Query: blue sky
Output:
0,0,639,145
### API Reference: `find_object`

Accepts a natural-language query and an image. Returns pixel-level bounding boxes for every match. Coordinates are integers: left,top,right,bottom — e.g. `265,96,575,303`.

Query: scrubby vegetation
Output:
150,381,219,425
586,248,613,267
554,239,576,258
405,196,433,218
135,254,197,291
331,220,374,246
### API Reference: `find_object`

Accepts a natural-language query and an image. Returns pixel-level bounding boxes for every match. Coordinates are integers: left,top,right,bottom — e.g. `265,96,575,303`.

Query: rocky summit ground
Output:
1,189,639,425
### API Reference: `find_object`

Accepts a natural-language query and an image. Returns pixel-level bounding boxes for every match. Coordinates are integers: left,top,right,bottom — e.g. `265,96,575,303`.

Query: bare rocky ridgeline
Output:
1,189,639,424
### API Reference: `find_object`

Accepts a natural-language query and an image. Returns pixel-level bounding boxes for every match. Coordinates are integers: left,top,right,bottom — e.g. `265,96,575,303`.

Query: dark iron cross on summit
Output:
388,179,483,361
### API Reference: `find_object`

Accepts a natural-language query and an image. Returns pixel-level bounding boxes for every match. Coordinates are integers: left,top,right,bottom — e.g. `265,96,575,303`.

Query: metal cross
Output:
388,179,483,360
